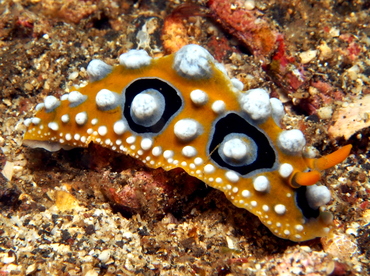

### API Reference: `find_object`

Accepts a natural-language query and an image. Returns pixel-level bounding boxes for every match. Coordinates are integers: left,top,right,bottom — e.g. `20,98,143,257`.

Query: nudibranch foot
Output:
23,44,351,242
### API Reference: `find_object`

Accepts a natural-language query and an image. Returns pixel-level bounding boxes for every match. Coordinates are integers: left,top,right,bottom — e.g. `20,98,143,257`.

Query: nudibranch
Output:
23,45,351,241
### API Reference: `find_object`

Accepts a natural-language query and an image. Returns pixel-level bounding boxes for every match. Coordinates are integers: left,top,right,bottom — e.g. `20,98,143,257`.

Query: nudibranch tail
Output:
23,44,351,242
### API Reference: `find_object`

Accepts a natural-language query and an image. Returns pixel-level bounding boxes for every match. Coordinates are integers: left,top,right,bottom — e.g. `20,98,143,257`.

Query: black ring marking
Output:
123,78,182,133
209,113,276,175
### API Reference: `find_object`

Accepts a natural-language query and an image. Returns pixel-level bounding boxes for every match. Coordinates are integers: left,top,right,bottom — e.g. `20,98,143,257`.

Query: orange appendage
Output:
292,144,352,187
314,144,352,171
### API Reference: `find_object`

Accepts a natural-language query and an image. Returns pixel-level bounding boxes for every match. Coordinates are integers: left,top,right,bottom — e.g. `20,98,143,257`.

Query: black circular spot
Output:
124,78,183,133
209,113,276,175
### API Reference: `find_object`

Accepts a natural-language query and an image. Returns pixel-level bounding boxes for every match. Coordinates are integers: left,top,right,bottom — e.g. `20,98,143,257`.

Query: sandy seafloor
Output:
0,0,369,275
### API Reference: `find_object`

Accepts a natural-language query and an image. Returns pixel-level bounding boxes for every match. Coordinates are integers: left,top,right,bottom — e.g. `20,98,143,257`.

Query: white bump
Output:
225,171,239,183
91,118,98,125
131,89,165,126
211,100,226,114
270,98,284,125
241,190,251,198
163,150,174,159
231,78,244,90
98,126,108,136
141,138,153,151
194,157,203,166
226,184,232,190
68,91,87,107
105,139,112,145
113,120,126,135
24,118,32,127
279,163,294,178
204,164,215,174
61,94,69,101
220,135,257,165
119,49,152,69
87,59,112,82
116,139,122,145
295,225,304,232
65,133,72,141
274,204,286,215
276,222,282,227
96,89,120,111
239,88,271,121
81,136,87,143
35,103,45,111
190,89,208,106
61,114,70,123
173,44,214,79
232,187,238,193
75,112,88,125
215,177,222,183
31,117,41,125
48,122,59,131
284,230,290,236
306,184,331,209
295,234,302,240
152,146,162,157
253,176,270,192
74,133,80,140
126,136,136,144
277,129,306,155
262,205,269,212
251,201,257,207
174,119,201,142
182,146,197,158
87,128,93,135
44,95,60,111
